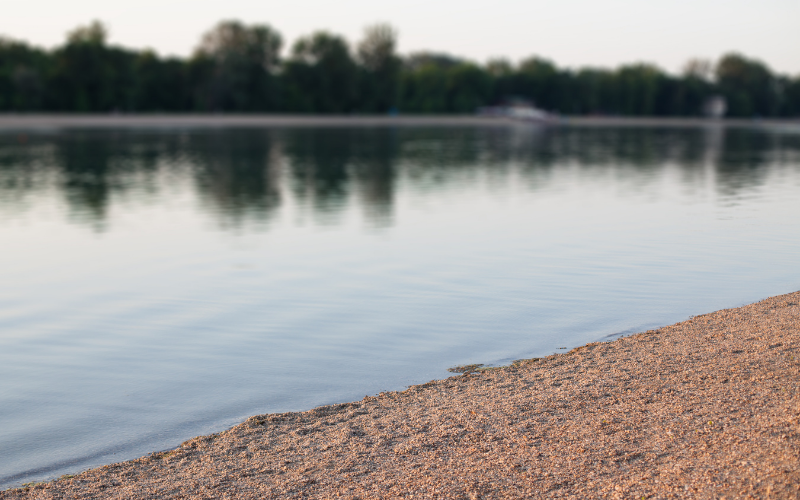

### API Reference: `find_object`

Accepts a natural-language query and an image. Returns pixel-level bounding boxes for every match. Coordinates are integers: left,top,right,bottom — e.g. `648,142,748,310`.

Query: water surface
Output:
1,125,799,487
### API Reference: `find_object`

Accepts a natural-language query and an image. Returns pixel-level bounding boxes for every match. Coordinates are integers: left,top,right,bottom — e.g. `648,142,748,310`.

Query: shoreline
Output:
2,291,799,498
0,114,799,131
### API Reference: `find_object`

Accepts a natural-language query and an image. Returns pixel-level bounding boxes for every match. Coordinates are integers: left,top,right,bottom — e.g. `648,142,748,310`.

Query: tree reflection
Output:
351,128,397,228
1,126,799,232
284,128,352,225
188,130,281,229
56,132,116,229
51,131,180,231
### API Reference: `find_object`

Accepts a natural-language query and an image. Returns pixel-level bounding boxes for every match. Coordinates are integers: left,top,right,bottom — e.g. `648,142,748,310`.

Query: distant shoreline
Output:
0,114,798,131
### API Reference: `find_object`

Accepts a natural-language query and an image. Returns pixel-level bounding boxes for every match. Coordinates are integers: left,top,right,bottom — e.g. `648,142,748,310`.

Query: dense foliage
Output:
1,20,798,117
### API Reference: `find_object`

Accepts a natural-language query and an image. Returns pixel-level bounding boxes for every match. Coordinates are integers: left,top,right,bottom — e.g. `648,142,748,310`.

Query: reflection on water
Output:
1,125,799,488
3,126,799,231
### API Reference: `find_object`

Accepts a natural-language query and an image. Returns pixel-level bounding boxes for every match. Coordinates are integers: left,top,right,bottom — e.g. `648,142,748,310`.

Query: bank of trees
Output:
1,20,799,117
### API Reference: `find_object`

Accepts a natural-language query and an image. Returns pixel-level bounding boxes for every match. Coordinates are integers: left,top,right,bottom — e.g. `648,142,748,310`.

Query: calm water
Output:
1,125,799,487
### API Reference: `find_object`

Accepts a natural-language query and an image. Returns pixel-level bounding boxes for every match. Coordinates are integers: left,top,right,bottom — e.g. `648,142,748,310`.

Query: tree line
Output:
1,20,799,117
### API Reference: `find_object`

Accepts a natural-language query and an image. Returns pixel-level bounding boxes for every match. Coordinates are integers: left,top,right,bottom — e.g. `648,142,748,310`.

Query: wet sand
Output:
0,114,798,130
2,291,798,499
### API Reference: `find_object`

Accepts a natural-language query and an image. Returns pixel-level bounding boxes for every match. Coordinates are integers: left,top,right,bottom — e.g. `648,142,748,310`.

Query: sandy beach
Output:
1,291,798,498
0,114,798,131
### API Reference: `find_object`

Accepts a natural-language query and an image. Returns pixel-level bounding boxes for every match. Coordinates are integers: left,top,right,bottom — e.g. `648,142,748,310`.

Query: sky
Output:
3,0,799,75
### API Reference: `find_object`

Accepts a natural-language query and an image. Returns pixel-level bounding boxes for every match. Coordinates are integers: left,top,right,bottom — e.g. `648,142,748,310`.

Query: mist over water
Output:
1,125,799,487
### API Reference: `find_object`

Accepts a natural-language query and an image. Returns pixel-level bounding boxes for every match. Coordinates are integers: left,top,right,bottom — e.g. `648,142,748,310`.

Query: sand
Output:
2,291,799,499
0,114,798,130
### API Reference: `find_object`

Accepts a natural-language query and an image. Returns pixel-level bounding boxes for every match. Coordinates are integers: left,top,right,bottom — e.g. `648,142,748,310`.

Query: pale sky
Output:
3,0,799,75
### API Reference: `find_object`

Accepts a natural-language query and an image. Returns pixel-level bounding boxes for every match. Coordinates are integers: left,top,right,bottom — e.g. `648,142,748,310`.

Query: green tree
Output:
133,51,191,111
0,37,49,110
614,64,664,116
447,63,491,112
399,53,469,112
49,20,137,111
783,76,800,116
485,58,514,105
283,31,358,113
570,68,611,114
399,60,449,112
670,59,716,116
193,20,283,111
715,53,778,117
513,57,560,109
356,24,401,112
2,22,798,117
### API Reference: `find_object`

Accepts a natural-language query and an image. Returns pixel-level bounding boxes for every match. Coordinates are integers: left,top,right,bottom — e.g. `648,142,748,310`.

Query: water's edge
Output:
0,291,781,491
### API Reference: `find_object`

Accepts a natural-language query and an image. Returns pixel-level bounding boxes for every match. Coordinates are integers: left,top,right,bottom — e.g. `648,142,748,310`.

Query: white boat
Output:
477,101,554,123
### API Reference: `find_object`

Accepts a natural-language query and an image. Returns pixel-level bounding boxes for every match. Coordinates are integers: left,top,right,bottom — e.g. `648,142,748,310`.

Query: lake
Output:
1,123,799,488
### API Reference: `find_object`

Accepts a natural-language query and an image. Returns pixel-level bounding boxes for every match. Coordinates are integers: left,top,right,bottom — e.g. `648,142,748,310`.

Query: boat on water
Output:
477,99,555,123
